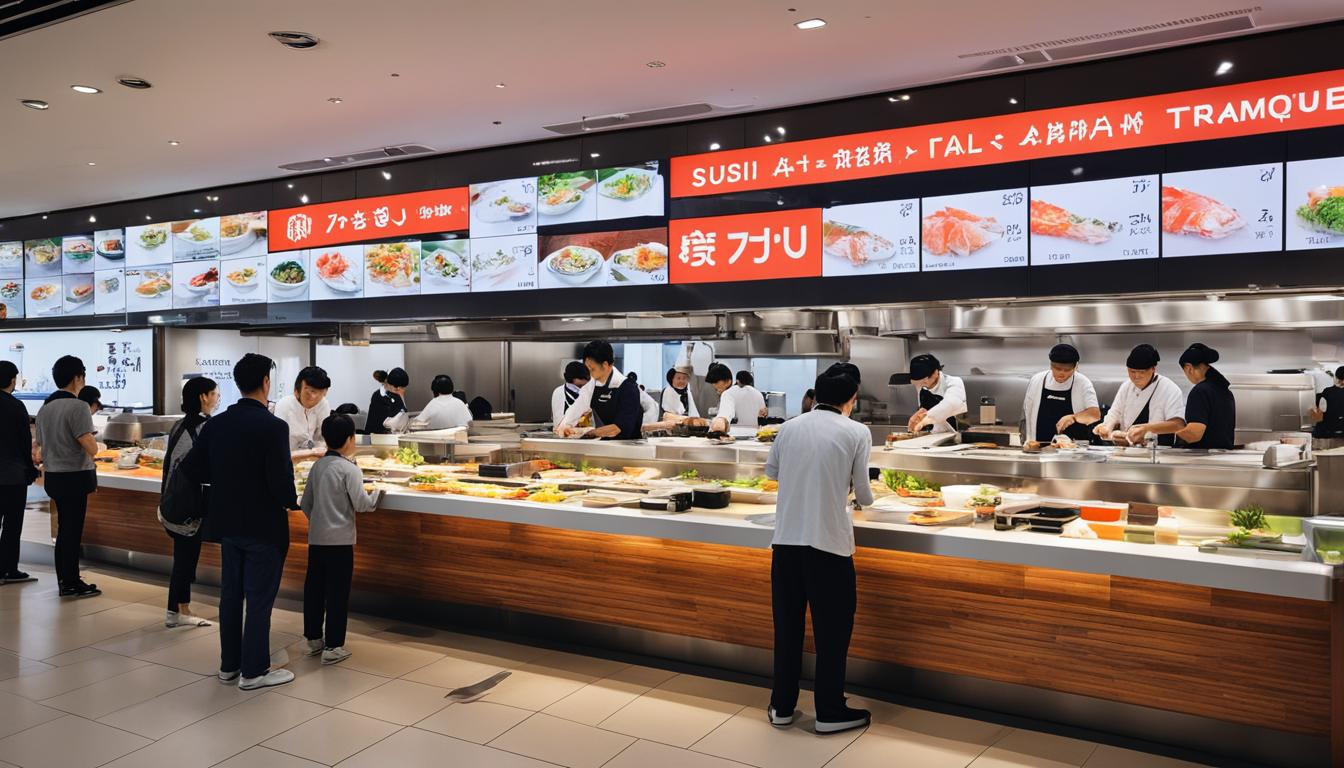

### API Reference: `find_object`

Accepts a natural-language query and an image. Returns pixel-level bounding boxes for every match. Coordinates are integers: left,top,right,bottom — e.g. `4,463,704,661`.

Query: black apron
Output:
918,386,957,431
590,380,619,429
1034,378,1092,443
563,384,579,412
1131,376,1176,446
1314,386,1344,438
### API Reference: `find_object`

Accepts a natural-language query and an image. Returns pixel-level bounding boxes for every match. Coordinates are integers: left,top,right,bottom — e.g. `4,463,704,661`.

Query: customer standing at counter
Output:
1021,344,1100,443
179,353,297,690
160,377,218,628
906,354,966,434
764,371,872,734
275,366,332,459
365,368,409,434
419,375,473,429
1309,366,1344,438
36,356,100,598
556,340,643,440
1093,344,1186,446
661,366,699,419
551,361,590,430
707,365,767,432
0,361,37,585
1175,343,1237,450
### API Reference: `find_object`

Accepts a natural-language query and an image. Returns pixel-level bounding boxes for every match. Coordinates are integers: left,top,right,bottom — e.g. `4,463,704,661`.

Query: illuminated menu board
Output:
62,273,94,316
538,228,669,289
920,189,1028,272
419,240,470,295
1286,157,1344,251
363,241,422,298
470,234,537,293
1160,164,1281,258
309,245,366,300
124,266,171,312
821,200,919,276
62,235,95,274
0,242,21,319
595,164,663,220
94,269,125,315
93,229,125,269
1029,176,1159,264
266,251,311,303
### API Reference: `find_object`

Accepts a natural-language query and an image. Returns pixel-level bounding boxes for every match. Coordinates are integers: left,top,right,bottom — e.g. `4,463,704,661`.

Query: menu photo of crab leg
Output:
1159,163,1281,258
1029,175,1159,265
537,228,668,290
820,199,920,277
920,188,1028,272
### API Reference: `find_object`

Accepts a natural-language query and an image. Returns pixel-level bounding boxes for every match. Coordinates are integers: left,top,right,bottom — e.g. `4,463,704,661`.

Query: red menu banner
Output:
669,208,821,285
671,68,1344,198
268,187,469,251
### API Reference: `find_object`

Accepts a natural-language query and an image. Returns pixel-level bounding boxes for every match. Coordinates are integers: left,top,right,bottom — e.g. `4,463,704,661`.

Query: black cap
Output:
815,372,859,406
1179,343,1220,367
1126,344,1161,370
824,362,861,385
1048,344,1079,365
908,354,941,381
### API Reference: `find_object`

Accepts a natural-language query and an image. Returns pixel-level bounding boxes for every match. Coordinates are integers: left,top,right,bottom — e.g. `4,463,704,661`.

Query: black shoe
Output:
0,571,35,584
58,581,101,598
815,706,871,734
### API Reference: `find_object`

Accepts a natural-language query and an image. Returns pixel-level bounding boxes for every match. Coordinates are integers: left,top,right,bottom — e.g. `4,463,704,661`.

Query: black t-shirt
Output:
1182,370,1236,449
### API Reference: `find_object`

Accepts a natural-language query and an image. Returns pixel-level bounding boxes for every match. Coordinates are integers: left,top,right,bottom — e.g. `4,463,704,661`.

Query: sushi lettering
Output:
691,161,758,188
677,230,717,268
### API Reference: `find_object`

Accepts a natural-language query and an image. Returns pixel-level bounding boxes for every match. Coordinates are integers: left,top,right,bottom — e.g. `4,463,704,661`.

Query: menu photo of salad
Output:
124,265,173,313
125,222,172,267
470,234,537,293
0,241,23,281
1286,157,1344,251
94,268,125,315
420,240,470,296
536,172,597,226
537,227,668,290
62,274,95,316
24,238,62,278
0,275,24,319
310,245,366,301
469,178,537,239
172,217,221,262
595,162,664,221
62,235,96,275
266,251,311,303
219,257,267,306
173,260,221,309
93,228,125,270
363,241,421,299
820,200,920,277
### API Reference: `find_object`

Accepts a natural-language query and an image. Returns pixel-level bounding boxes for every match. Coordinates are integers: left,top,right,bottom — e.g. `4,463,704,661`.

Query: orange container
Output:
1080,502,1127,523
1088,521,1125,540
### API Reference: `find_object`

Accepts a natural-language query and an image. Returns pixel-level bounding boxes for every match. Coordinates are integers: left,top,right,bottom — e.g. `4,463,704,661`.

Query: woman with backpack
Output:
160,377,219,628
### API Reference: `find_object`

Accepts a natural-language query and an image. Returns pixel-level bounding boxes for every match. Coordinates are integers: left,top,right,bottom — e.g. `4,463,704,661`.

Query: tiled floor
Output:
0,562,1217,768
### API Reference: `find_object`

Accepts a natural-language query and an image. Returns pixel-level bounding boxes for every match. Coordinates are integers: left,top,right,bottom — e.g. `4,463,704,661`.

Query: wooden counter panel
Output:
82,488,1331,737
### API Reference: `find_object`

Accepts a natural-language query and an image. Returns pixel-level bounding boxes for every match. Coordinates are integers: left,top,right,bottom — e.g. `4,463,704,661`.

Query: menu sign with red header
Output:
669,208,821,285
268,187,469,252
671,68,1344,198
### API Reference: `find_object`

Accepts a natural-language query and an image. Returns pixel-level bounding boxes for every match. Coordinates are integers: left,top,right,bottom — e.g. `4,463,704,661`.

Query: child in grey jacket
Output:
300,413,382,665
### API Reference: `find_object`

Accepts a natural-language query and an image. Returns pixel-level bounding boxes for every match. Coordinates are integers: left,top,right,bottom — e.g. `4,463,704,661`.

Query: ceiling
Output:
1,0,1342,219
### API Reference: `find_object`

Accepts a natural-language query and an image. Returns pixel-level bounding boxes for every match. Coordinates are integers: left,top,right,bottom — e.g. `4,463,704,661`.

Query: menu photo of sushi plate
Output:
124,222,172,267
362,241,421,299
0,241,23,281
1029,175,1160,265
172,260,220,309
1160,163,1281,258
62,274,95,316
420,240,470,296
1286,157,1344,251
93,228,125,270
821,200,920,277
920,189,1028,272
266,251,311,303
470,234,537,293
469,178,537,239
62,234,96,275
219,257,267,305
310,245,366,301
94,269,125,315
124,265,173,313
595,162,664,221
172,217,221,262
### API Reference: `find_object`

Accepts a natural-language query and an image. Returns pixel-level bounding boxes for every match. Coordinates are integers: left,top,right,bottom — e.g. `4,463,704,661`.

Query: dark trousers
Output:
0,485,25,574
219,536,286,679
770,544,857,719
167,530,203,611
50,489,90,587
303,545,354,649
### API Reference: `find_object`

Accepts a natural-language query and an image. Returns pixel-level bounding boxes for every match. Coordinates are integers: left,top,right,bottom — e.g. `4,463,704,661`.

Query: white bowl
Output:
941,484,1000,510
219,227,257,255
538,189,583,217
269,273,308,294
545,246,603,285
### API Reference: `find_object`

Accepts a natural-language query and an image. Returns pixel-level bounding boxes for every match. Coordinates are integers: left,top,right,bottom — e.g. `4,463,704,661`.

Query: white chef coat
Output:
551,384,583,429
274,394,332,451
558,368,629,430
765,407,875,557
638,388,659,424
1102,374,1186,431
1021,370,1099,437
717,384,766,428
660,385,699,418
418,394,473,430
917,372,967,434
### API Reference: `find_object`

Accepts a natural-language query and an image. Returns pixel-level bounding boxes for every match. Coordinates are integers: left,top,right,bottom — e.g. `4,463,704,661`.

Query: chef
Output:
624,372,661,424
275,366,332,458
661,366,699,419
556,340,643,440
550,361,590,430
1174,343,1237,450
1092,344,1186,446
906,354,966,434
707,365,767,433
1309,366,1344,438
418,374,473,430
1021,344,1100,444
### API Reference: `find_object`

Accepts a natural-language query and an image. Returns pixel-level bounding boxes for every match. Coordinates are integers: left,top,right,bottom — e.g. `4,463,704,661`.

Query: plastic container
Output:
1154,519,1179,545
1087,521,1125,541
1079,502,1128,523
1124,525,1156,544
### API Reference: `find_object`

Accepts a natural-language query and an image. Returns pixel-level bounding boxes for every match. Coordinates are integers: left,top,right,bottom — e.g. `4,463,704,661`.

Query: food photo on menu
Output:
1159,163,1281,258
62,274,95,316
363,241,421,298
469,178,537,238
124,266,172,312
820,200,920,277
172,216,221,262
25,277,61,317
266,251,311,303
1286,156,1344,251
172,260,220,308
420,240,470,295
469,233,537,293
94,268,125,315
219,257,267,305
594,163,664,220
536,172,597,225
919,188,1028,271
93,228,125,269
537,227,668,289
62,235,96,274
311,245,366,300
24,238,62,277
1029,175,1160,265
0,274,24,319
124,222,172,266
0,241,23,280
218,211,268,258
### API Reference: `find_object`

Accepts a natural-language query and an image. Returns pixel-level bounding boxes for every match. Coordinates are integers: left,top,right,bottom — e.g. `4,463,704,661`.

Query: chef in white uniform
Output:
1021,344,1100,444
624,372,661,425
274,366,332,460
551,361,590,430
707,364,766,433
1093,344,1186,446
906,354,966,434
418,374,473,430
661,366,699,419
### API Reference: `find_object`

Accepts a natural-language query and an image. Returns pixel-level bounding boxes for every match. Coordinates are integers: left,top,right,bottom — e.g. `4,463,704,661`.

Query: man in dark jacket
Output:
0,361,37,583
180,353,297,690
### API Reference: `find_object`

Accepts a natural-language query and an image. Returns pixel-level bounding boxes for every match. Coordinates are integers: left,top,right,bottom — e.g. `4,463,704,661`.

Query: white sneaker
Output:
305,638,324,656
166,611,212,628
321,647,351,666
768,705,795,726
218,669,240,684
238,669,294,690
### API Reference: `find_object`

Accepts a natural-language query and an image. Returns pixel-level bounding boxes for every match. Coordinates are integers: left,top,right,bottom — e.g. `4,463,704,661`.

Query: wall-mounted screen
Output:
1286,157,1344,251
1029,175,1159,265
469,178,538,238
821,200,920,276
1159,164,1282,258
538,228,669,289
920,189,1028,272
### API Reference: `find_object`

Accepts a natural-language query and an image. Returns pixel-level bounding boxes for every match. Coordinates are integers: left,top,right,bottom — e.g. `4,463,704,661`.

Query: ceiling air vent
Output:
544,103,716,135
278,144,435,172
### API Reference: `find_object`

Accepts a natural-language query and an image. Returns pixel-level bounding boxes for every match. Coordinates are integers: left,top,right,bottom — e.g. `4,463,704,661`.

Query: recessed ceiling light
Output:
900,94,910,101
86,161,96,166
1009,97,1019,104
116,75,152,89
41,215,48,220
286,183,294,189
88,215,96,223
145,215,151,220
322,157,333,162
709,142,721,151
495,82,506,88
795,18,826,30
590,152,600,158
1071,166,1084,176
71,85,101,94
776,126,786,135
492,120,502,125
299,195,309,203
1216,60,1234,75
192,209,201,214
168,140,180,146
327,97,342,104
763,135,772,143
381,170,392,180
19,99,49,110
646,60,666,68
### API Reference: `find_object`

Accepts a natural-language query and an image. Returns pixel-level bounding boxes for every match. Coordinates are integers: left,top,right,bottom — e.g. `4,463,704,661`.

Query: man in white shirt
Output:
624,372,661,425
551,361,589,430
556,341,644,440
273,366,332,461
764,370,872,735
418,374,473,430
661,366,699,419
707,365,767,433
906,354,966,434
1021,344,1101,444
1093,344,1186,446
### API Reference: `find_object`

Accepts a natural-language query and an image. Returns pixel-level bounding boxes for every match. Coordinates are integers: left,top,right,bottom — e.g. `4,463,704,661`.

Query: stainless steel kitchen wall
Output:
401,341,511,413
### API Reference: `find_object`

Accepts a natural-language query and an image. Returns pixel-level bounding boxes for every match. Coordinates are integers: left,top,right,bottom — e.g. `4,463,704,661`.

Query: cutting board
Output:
886,432,959,450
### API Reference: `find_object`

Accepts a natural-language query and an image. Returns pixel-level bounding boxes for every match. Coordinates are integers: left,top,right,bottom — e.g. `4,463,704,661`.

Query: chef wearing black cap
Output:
1174,343,1236,449
551,361,591,430
906,354,966,434
1309,366,1344,438
1021,344,1099,444
1093,344,1186,446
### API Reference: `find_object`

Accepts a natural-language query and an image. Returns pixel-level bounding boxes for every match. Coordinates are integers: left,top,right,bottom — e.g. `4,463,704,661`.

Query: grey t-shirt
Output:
35,396,95,473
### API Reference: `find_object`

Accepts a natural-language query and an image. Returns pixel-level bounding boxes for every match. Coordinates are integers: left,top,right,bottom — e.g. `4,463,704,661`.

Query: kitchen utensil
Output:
444,671,511,702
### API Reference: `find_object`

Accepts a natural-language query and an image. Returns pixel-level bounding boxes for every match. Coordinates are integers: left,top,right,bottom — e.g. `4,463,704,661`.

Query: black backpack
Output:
159,422,206,526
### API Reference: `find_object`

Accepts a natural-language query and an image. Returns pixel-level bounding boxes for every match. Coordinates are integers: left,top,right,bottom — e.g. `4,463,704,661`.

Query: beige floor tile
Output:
335,726,554,768
0,652,148,700
1083,745,1208,768
970,729,1098,768
97,676,263,740
277,661,388,707
0,603,164,659
604,739,755,768
101,691,328,768
527,650,630,680
598,688,744,748
481,663,599,711
0,652,52,682
337,679,451,725
888,708,1010,747
0,714,151,768
543,677,651,726
400,650,515,690
489,712,634,768
691,706,862,768
262,708,400,765
828,721,994,768
39,663,200,719
212,746,326,768
336,636,443,678
38,646,113,666
415,700,532,744
605,664,678,688
0,691,65,740
134,628,295,675
843,694,909,726
93,620,219,658
656,673,769,708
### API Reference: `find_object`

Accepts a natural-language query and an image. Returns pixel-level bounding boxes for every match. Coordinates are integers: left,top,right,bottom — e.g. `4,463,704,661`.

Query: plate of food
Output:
608,242,668,282
186,266,219,294
96,236,124,260
599,168,655,201
133,272,172,298
365,242,419,290
97,275,120,295
28,282,59,307
66,283,94,305
269,260,308,294
545,245,603,285
225,266,259,291
138,226,169,251
0,281,19,300
471,245,517,279
0,243,20,272
175,222,216,247
27,240,60,269
822,220,897,265
537,178,585,216
64,237,95,261
218,215,258,255
473,183,534,223
422,243,469,286
315,250,360,293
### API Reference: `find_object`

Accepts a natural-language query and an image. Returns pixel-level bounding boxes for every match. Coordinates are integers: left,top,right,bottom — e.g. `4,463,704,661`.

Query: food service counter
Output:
77,442,1342,768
